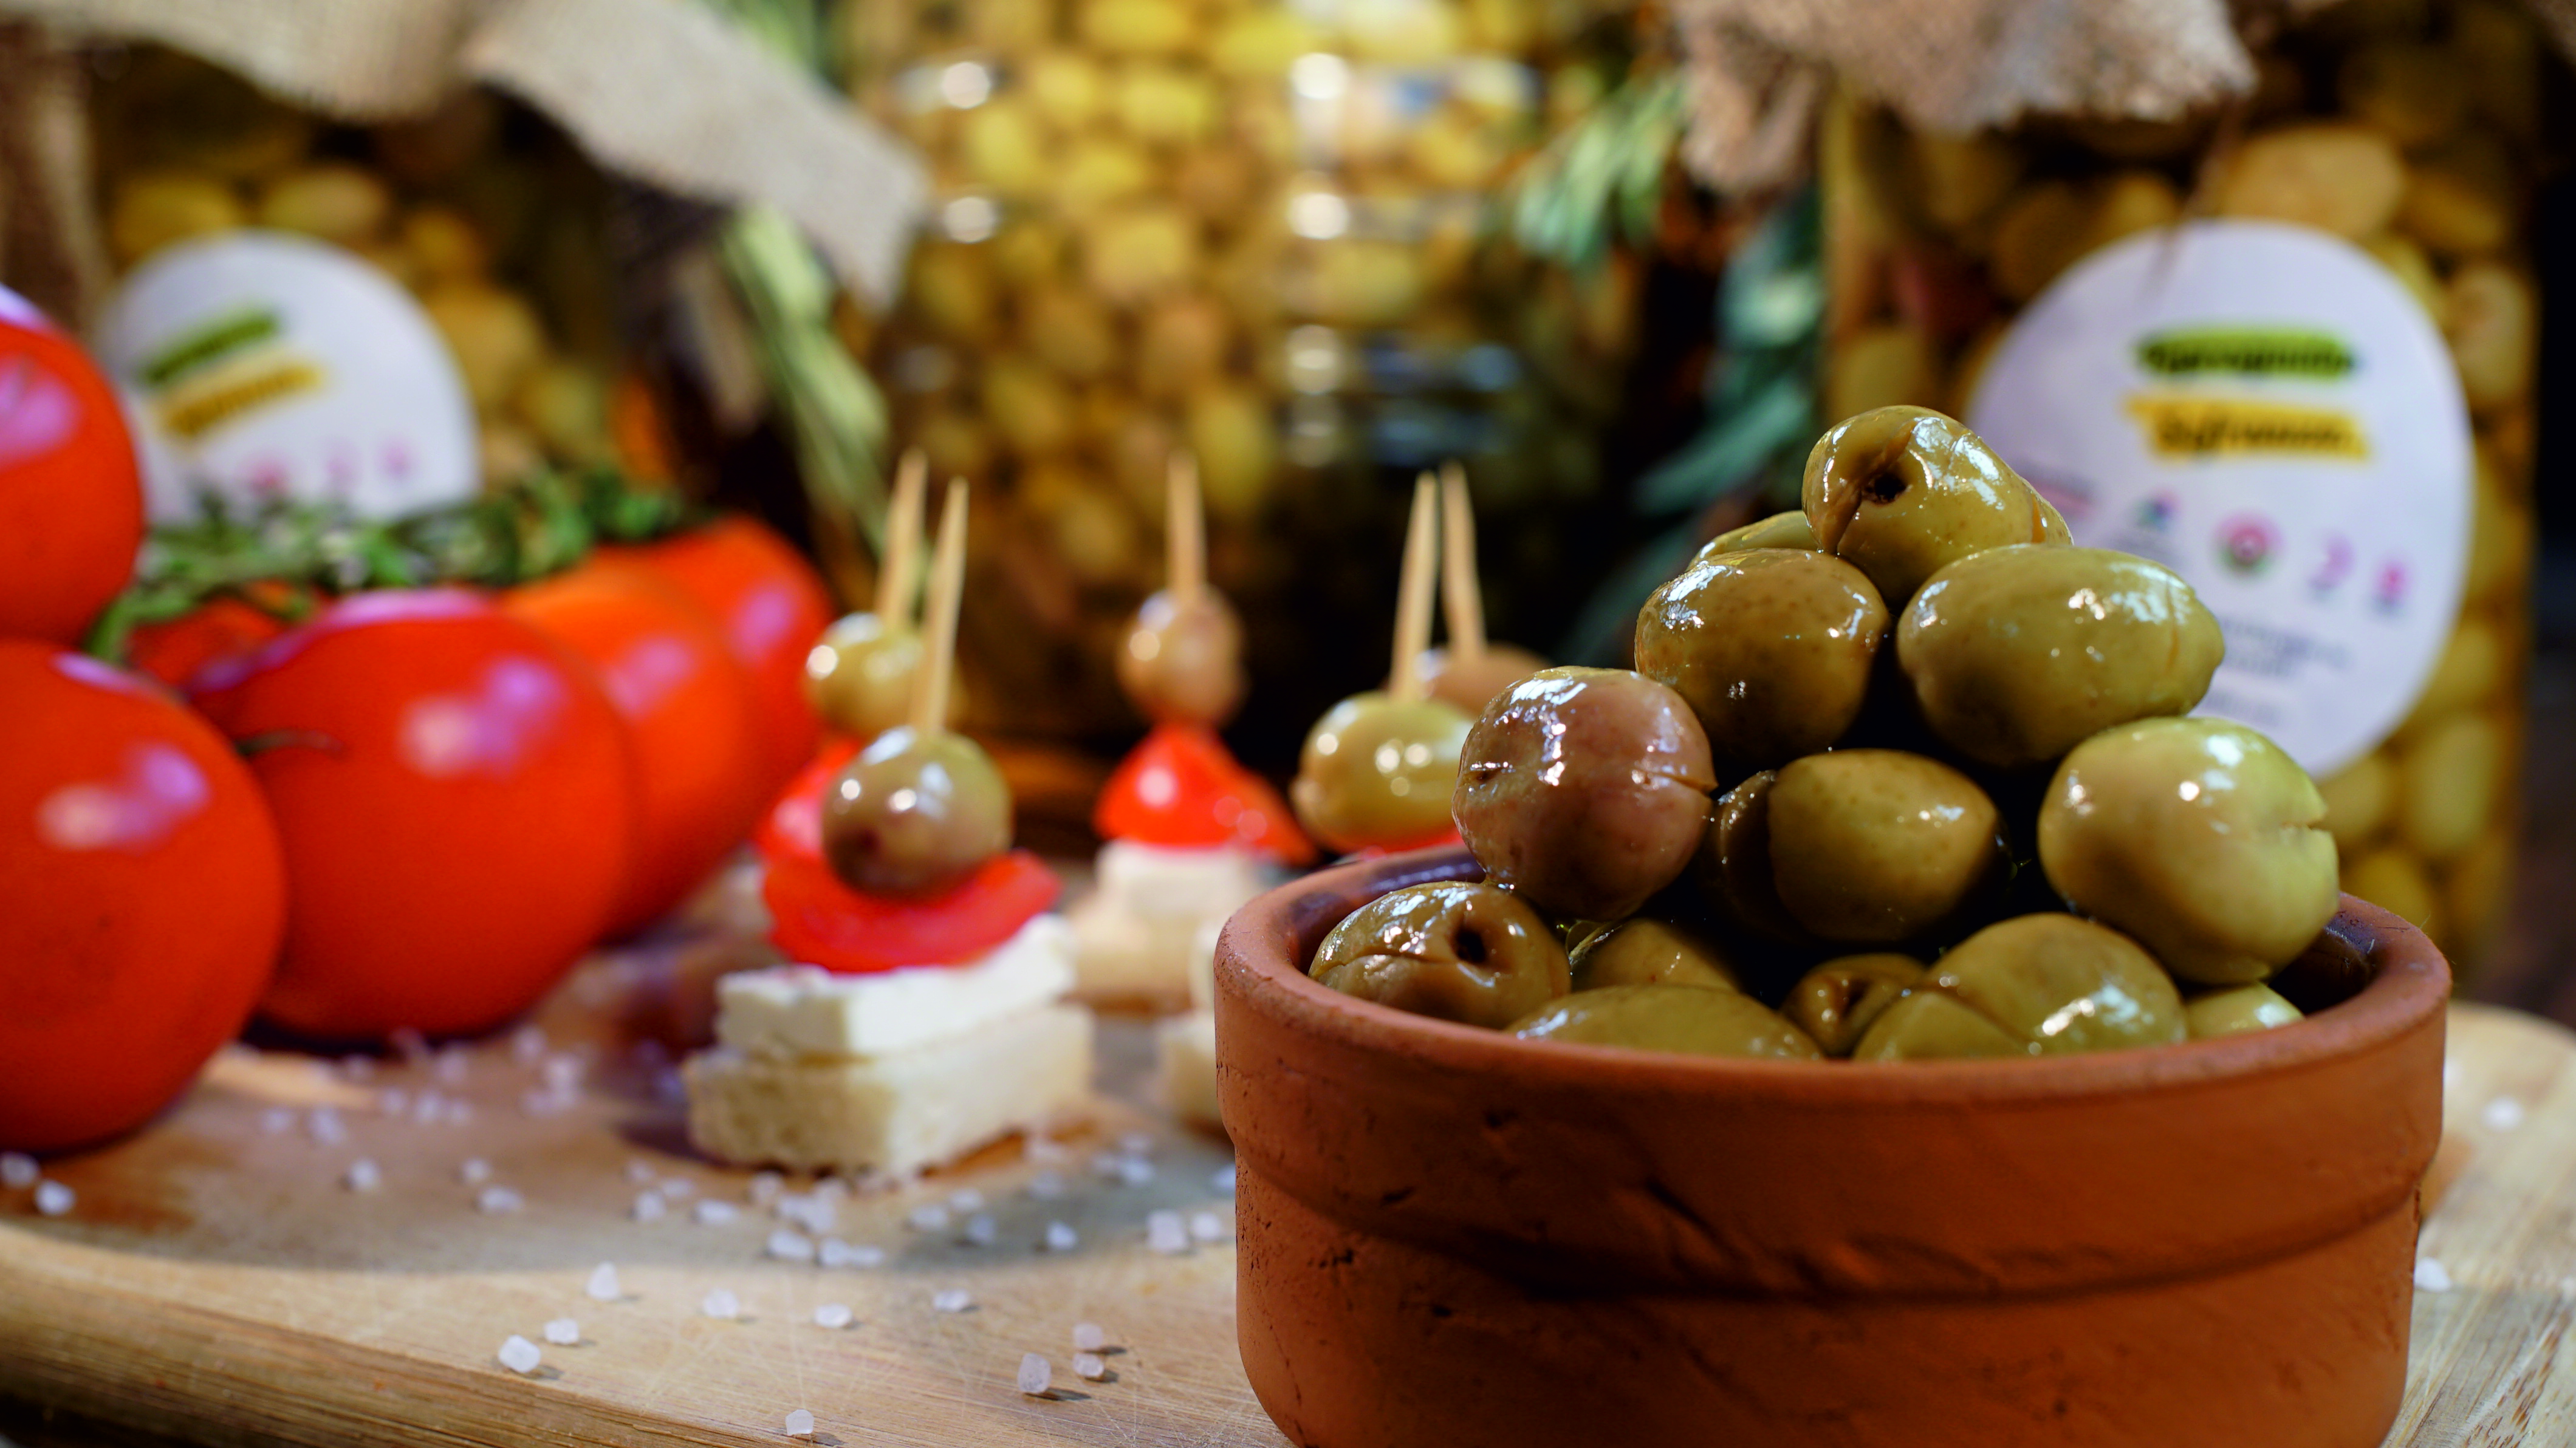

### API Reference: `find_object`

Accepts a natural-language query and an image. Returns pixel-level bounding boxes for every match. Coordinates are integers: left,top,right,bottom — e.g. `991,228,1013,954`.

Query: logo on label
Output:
2134,326,2357,378
2216,514,2280,575
2123,395,2369,460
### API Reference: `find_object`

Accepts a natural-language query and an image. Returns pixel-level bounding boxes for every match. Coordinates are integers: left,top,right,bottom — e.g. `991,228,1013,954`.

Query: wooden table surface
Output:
5,951,2576,1447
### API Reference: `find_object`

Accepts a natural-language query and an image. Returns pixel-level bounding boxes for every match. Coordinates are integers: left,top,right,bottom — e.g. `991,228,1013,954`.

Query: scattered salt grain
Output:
433,1046,470,1084
259,1107,295,1135
33,1180,74,1217
458,1158,492,1185
2483,1097,2526,1132
1017,1353,1052,1396
813,1303,854,1329
1211,1164,1236,1195
541,1054,583,1093
778,1194,836,1236
694,1200,739,1226
1092,1152,1126,1180
308,1107,346,1146
1,1153,36,1189
1043,1221,1079,1252
632,1192,666,1223
510,1024,548,1065
1072,1322,1107,1351
701,1289,741,1319
908,1204,951,1232
477,1186,525,1214
1027,1171,1067,1201
660,1176,697,1200
767,1229,816,1262
344,1159,382,1192
2416,1258,2454,1293
813,1176,849,1201
962,1213,998,1247
784,1407,816,1438
933,1289,973,1313
496,1335,541,1374
414,1091,447,1125
1118,1132,1154,1157
1147,1211,1190,1255
822,1240,886,1269
748,1170,784,1206
1189,1211,1227,1243
625,1159,657,1186
947,1188,985,1213
377,1088,409,1116
1072,1352,1106,1381
543,1318,580,1345
1117,1157,1156,1187
586,1263,621,1301
1025,1136,1071,1166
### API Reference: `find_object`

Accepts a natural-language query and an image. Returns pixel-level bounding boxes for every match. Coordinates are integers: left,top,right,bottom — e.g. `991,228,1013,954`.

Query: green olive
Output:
1567,917,1742,993
1784,953,1925,1056
1766,750,2007,944
1453,668,1716,920
2184,983,2304,1039
1801,406,2069,607
1696,509,1819,560
1853,915,2186,1060
820,726,1013,899
1309,880,1569,1028
1511,985,1823,1060
1291,692,1473,855
2038,717,2340,985
1897,545,2224,770
1688,770,1809,943
1117,589,1246,727
1414,641,1549,718
1633,549,1889,773
804,613,927,740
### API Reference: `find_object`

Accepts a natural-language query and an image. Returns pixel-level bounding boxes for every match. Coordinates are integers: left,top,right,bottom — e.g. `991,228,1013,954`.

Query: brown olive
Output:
2039,717,2340,985
1291,692,1472,854
1634,548,1889,772
1510,985,1823,1060
1767,750,2007,944
2184,983,2304,1039
1784,954,1925,1056
820,726,1013,899
805,613,929,740
1453,667,1716,921
1309,880,1569,1028
1852,914,2186,1060
1567,917,1741,994
1117,589,1246,727
1802,406,2069,607
1696,509,1819,559
1687,770,1810,943
1897,545,2223,770
1413,641,1549,718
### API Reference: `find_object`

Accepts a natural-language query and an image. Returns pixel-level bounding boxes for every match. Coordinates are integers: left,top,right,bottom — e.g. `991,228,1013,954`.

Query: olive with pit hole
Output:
2185,983,2304,1039
1117,589,1246,727
1784,954,1925,1056
1801,406,2070,608
2039,717,2340,985
1453,668,1716,921
1766,750,2007,945
1567,917,1741,994
1292,693,1472,854
1897,545,2224,771
1510,985,1823,1060
820,726,1012,899
1853,915,2186,1060
1634,548,1889,772
1308,880,1568,1028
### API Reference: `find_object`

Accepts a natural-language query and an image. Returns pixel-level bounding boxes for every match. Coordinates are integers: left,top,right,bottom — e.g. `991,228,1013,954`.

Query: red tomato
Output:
190,590,638,1040
126,596,293,689
605,516,831,791
753,737,860,862
506,560,769,935
0,289,145,645
765,849,1061,974
1095,723,1315,865
0,643,285,1151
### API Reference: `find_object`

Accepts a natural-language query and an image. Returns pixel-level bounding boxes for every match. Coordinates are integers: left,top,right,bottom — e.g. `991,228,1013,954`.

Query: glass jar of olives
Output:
850,1,1638,750
1818,0,2561,975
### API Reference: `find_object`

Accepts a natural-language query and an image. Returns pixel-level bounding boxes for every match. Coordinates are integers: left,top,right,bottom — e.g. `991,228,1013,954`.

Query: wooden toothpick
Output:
1388,473,1439,704
1167,449,1205,607
876,448,929,626
1438,459,1484,664
911,478,968,734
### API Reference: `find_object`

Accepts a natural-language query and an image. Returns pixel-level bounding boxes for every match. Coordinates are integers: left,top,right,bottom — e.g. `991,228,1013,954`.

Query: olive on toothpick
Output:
1118,449,1247,728
821,478,1012,899
805,449,961,739
1402,460,1546,715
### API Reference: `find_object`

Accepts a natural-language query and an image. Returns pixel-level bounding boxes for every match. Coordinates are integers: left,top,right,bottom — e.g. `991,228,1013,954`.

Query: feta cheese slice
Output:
717,915,1074,1059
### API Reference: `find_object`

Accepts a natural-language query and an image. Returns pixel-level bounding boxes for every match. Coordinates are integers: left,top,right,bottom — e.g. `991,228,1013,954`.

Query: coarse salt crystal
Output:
1,1153,36,1189
541,1054,582,1092
2416,1258,2454,1293
784,1408,816,1438
749,1170,784,1206
1147,1211,1190,1255
309,1107,346,1146
824,1240,886,1269
511,1025,547,1065
586,1263,621,1301
933,1289,973,1313
458,1158,492,1185
477,1186,525,1214
1027,1171,1067,1201
701,1289,741,1319
908,1204,951,1232
660,1176,696,1200
632,1192,666,1223
1072,1351,1106,1381
779,1194,836,1236
625,1160,657,1185
1117,1157,1155,1187
694,1200,739,1226
813,1176,849,1201
2483,1097,2526,1132
814,1303,854,1329
497,1335,541,1374
1043,1221,1078,1252
767,1229,816,1262
962,1214,998,1247
1071,1322,1107,1351
415,1091,448,1125
947,1188,985,1213
33,1180,74,1217
344,1159,382,1192
1017,1353,1052,1396
543,1318,580,1345
1118,1132,1154,1157
433,1046,469,1084
1211,1164,1236,1195
260,1107,295,1135
1189,1211,1227,1243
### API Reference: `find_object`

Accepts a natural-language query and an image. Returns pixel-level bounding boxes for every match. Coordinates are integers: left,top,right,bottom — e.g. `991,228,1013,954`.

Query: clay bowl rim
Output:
1220,845,2450,1107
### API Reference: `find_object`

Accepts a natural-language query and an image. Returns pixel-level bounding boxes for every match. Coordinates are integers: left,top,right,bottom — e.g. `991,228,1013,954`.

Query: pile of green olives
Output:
1308,407,2345,1064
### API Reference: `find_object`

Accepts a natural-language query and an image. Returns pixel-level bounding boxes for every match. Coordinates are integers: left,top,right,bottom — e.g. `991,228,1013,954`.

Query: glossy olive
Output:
1292,692,1473,854
1309,880,1569,1028
2039,717,2340,985
1696,509,1819,559
2184,983,2304,1039
1510,985,1823,1060
1567,917,1742,994
1118,589,1246,727
1784,953,1925,1056
1898,545,2224,770
1453,668,1716,920
1414,641,1549,718
1801,406,2069,607
1852,914,2186,1060
1767,750,2007,944
820,726,1013,898
805,613,927,740
1688,770,1809,943
1634,550,1889,772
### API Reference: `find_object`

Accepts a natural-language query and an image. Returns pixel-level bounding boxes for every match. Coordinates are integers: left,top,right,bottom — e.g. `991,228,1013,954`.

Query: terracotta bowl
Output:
1215,847,2448,1448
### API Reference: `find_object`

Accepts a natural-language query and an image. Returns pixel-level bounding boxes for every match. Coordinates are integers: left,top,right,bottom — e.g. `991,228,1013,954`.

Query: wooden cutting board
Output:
4,961,2574,1447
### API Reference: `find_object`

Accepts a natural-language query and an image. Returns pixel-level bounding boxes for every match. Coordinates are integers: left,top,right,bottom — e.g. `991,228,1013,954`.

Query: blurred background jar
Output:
1820,0,2566,978
849,0,1639,760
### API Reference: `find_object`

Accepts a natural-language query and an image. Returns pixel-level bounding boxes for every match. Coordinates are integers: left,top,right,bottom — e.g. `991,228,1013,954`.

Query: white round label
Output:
90,231,479,524
1967,219,2472,779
